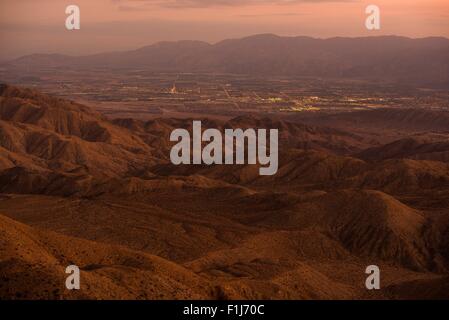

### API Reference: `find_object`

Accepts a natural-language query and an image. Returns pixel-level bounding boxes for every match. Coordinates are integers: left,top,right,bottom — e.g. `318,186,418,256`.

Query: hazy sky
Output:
1,0,448,59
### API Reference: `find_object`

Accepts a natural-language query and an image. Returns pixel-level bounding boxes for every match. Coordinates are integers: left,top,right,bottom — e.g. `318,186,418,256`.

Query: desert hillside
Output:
1,84,449,299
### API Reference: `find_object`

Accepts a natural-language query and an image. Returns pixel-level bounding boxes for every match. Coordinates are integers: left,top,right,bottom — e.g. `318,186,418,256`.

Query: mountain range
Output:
5,34,449,87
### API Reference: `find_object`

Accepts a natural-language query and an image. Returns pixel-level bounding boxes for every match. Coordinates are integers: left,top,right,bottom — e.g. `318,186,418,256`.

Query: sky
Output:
1,0,448,60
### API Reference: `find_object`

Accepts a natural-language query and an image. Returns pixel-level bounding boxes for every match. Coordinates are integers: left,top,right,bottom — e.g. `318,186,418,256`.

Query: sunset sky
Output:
1,0,448,59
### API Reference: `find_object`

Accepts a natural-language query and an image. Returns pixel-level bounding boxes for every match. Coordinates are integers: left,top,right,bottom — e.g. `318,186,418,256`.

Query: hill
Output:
0,214,214,299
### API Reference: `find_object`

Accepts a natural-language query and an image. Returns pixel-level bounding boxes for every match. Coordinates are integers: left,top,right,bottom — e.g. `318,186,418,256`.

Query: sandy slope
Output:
0,214,214,299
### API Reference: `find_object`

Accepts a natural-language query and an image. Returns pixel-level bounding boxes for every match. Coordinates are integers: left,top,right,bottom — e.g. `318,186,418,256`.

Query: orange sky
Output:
1,0,448,59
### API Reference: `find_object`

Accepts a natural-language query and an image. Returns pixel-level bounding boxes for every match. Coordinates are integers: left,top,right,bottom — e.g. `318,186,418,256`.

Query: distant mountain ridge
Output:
6,34,449,87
